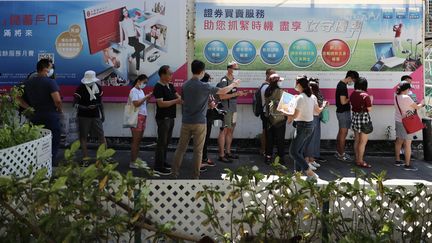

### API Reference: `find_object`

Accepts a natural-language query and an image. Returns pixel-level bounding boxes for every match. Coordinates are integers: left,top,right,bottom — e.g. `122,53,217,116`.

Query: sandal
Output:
356,161,372,168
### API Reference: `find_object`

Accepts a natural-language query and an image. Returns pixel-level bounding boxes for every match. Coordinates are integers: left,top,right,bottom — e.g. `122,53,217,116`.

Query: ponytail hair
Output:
396,81,411,95
296,75,312,97
133,74,148,87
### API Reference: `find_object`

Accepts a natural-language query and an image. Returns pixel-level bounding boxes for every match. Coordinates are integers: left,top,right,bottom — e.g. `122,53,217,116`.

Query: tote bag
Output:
395,96,424,134
320,107,330,124
122,95,139,128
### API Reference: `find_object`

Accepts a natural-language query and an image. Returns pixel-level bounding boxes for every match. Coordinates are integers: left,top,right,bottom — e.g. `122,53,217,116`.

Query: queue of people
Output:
18,59,426,180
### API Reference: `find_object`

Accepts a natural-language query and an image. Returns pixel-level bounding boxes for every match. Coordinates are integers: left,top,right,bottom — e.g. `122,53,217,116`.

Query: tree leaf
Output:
51,176,68,191
99,175,108,191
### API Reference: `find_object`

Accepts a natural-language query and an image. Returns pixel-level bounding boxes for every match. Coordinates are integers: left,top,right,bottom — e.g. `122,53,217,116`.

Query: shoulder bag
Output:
395,96,424,134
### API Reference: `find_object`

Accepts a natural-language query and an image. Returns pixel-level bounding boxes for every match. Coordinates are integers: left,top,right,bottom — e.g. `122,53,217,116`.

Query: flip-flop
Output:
356,161,372,168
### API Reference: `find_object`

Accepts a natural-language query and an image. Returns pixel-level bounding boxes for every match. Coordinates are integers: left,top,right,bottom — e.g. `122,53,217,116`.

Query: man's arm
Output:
156,98,181,108
17,96,30,109
340,95,349,105
51,91,63,112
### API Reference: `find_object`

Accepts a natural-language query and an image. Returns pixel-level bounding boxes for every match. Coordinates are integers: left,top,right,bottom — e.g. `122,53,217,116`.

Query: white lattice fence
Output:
147,178,432,241
0,129,52,178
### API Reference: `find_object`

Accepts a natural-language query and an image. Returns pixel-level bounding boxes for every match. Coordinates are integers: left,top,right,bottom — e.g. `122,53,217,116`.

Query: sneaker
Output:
154,168,172,176
309,164,317,171
164,163,172,170
403,165,418,171
394,160,404,167
202,159,216,167
335,153,352,162
200,166,207,172
316,157,327,163
226,153,239,159
311,161,321,168
306,172,319,182
218,156,233,163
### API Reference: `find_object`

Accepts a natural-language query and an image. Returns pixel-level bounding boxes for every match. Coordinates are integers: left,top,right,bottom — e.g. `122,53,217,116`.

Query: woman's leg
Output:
265,126,275,163
275,124,286,163
202,119,212,162
289,124,314,173
128,37,145,70
403,139,412,166
354,131,360,163
395,137,404,161
131,130,144,163
357,133,369,163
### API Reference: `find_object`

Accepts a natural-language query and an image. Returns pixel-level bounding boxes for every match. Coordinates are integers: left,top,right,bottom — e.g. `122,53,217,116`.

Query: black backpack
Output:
252,83,267,117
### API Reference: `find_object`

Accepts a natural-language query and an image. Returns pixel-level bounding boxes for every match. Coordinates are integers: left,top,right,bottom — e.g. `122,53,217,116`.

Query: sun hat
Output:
268,73,284,82
81,70,99,84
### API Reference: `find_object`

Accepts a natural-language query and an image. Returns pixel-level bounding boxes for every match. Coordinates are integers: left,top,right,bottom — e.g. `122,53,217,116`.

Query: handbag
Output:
65,105,79,146
396,96,424,134
361,113,373,134
320,106,330,124
122,94,139,128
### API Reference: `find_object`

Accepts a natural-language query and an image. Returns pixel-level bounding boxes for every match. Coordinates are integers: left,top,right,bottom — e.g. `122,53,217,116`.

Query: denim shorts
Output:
336,111,351,129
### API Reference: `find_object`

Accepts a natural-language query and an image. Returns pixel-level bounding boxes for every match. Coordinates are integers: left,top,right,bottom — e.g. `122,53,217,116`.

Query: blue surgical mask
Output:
139,83,146,89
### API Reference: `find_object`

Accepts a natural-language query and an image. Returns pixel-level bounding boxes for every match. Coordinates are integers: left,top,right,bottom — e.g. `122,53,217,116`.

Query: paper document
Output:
277,91,296,115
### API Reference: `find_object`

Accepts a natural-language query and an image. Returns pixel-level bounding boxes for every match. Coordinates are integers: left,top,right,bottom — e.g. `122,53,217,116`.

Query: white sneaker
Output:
311,161,321,168
307,172,319,182
309,164,317,171
129,162,139,169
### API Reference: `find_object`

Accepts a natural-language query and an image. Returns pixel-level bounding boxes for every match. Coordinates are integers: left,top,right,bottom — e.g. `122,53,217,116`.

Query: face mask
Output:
139,83,146,89
232,70,239,77
198,72,205,81
47,69,54,77
277,81,282,87
295,84,301,92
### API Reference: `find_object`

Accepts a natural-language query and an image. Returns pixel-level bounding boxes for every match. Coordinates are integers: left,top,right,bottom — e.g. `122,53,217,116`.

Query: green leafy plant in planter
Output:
197,159,322,243
0,86,42,149
197,163,432,243
0,141,193,243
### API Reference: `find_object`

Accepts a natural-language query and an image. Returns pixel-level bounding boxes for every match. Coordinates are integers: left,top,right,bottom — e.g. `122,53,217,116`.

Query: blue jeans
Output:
290,121,314,172
31,112,61,165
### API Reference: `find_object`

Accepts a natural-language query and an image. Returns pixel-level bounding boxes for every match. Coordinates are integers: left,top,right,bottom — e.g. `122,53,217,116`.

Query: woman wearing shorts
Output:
394,81,424,171
129,74,153,168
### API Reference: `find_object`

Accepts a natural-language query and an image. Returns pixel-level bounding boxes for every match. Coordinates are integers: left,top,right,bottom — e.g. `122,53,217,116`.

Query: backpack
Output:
253,83,267,117
265,89,287,127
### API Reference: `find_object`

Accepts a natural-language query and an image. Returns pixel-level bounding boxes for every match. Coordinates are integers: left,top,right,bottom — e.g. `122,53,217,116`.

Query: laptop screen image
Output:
373,42,395,61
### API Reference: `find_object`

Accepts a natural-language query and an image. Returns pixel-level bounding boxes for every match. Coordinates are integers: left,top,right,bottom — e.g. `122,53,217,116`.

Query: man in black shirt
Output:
153,65,182,175
74,70,106,159
19,59,63,164
335,70,359,162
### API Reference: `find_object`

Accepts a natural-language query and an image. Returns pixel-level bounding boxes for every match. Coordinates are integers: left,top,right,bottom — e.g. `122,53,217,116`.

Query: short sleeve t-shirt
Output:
153,82,177,119
350,91,372,113
74,83,103,118
311,95,320,116
130,87,147,116
335,81,350,113
182,77,219,124
294,93,314,122
394,94,415,122
217,76,237,112
23,76,60,114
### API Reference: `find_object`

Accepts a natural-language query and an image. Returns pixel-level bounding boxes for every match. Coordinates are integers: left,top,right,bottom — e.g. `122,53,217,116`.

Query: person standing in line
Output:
18,59,62,165
335,70,359,162
217,61,247,163
304,78,327,170
288,75,318,181
171,60,240,179
74,70,106,161
394,81,424,171
153,65,182,175
129,74,153,168
399,75,418,159
119,7,145,71
201,73,217,167
258,68,276,156
350,77,373,168
263,73,287,165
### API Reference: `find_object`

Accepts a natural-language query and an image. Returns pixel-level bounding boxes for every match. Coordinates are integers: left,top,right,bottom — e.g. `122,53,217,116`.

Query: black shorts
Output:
78,117,105,140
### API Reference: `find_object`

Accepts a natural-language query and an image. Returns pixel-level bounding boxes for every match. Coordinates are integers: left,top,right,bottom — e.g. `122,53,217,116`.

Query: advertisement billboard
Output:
0,0,187,101
195,1,424,104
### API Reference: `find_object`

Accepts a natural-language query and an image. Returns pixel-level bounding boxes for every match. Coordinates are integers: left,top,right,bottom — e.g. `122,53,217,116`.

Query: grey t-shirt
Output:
182,77,219,124
216,75,238,112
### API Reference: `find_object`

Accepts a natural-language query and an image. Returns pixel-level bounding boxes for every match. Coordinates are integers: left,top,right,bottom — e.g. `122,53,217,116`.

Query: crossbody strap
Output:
395,95,403,117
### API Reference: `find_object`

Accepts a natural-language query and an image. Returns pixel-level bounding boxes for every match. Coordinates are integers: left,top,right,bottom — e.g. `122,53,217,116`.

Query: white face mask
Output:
277,81,282,87
295,84,301,92
232,70,239,77
47,69,54,77
139,83,146,89
198,72,205,80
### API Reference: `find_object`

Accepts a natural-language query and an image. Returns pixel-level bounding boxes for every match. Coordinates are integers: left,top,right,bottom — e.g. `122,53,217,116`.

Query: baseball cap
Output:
269,73,284,82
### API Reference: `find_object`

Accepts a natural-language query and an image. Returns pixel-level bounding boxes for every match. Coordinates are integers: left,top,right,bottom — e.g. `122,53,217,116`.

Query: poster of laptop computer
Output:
373,42,405,68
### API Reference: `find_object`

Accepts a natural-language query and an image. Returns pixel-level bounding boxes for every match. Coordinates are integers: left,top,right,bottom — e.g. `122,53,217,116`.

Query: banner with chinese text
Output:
195,1,424,104
0,0,187,101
